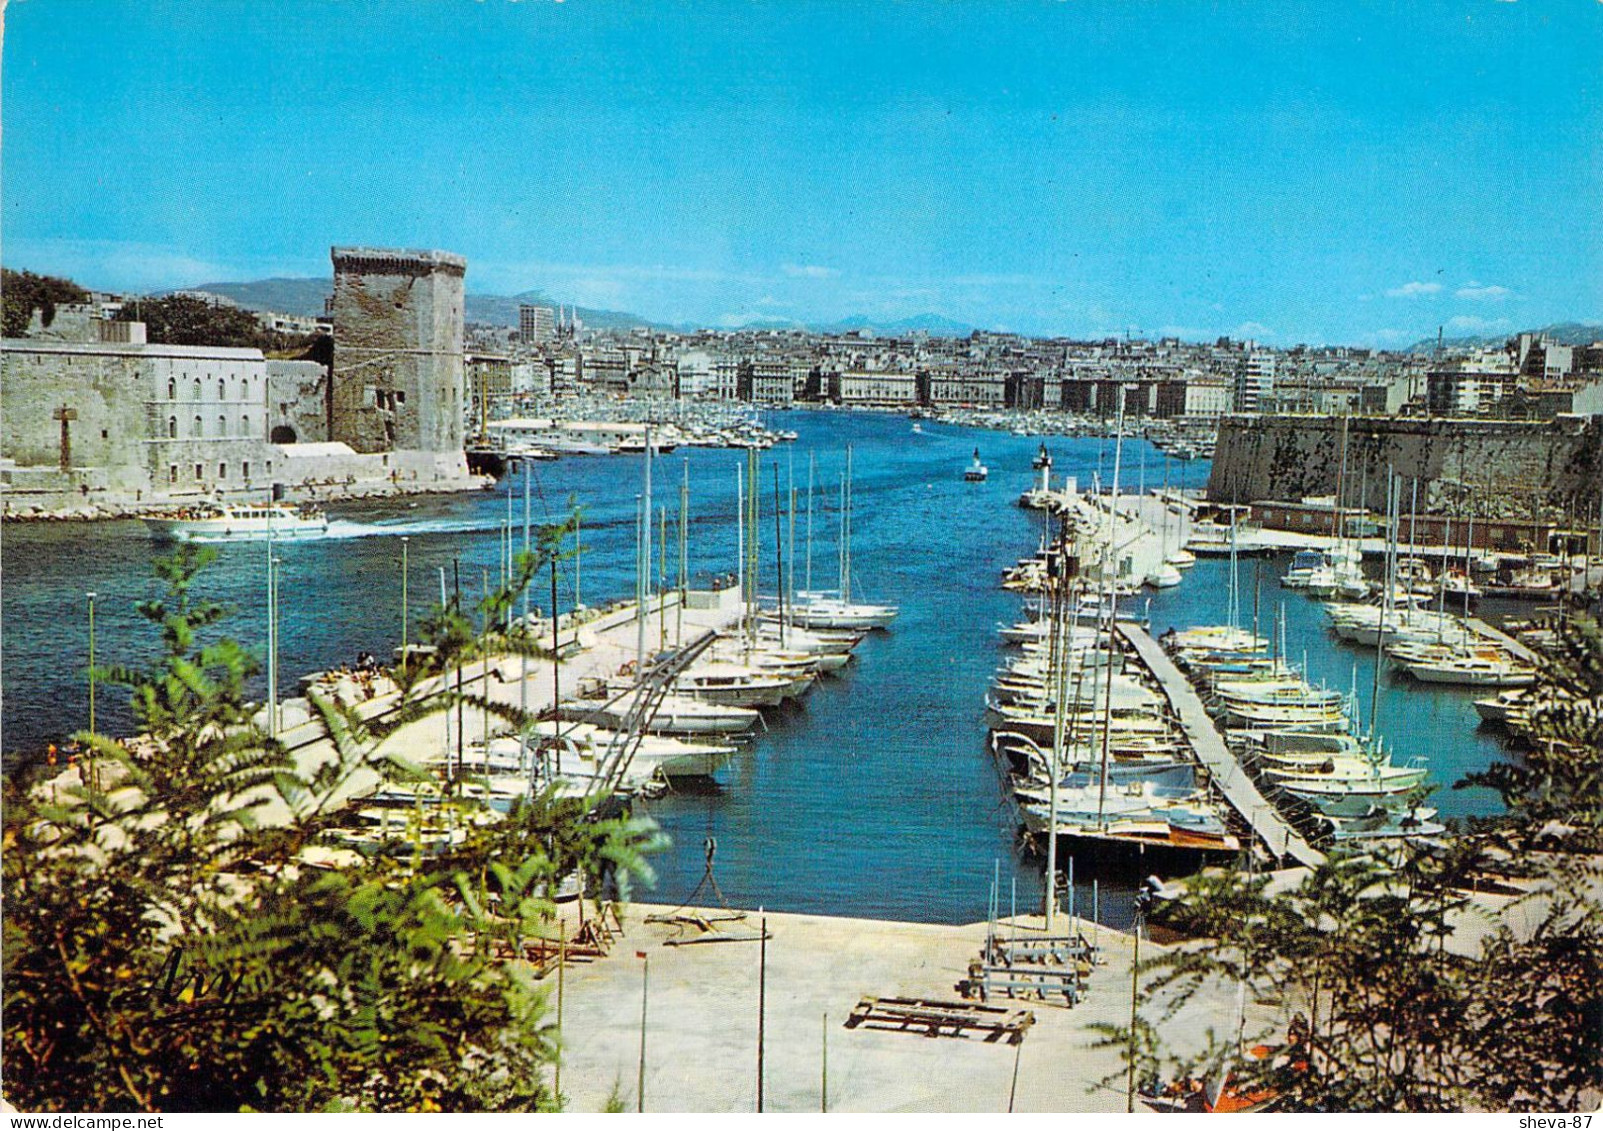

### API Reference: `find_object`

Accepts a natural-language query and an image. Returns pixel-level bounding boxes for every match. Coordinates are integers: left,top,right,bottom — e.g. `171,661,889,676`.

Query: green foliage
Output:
1458,613,1603,853
3,267,90,336
1121,615,1603,1112
114,293,316,352
3,523,660,1112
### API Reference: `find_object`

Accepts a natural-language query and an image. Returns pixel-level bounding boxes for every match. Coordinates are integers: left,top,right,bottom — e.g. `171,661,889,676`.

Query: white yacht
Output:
1147,562,1183,588
789,593,898,630
144,501,330,542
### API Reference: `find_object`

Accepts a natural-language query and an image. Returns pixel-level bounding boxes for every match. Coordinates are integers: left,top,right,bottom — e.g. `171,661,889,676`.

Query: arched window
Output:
168,377,176,400
218,414,226,437
193,379,202,401
168,417,177,438
218,379,226,401
194,415,202,436
242,414,250,436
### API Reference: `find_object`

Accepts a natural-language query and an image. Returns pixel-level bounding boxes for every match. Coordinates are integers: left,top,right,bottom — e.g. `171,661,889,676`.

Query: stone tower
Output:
330,247,466,454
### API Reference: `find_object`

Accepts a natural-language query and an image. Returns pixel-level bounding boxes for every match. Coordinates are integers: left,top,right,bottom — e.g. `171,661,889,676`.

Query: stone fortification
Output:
1207,414,1603,513
330,247,466,455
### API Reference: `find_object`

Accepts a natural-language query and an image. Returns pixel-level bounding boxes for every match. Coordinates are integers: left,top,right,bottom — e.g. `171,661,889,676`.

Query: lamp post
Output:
86,591,97,736
400,536,410,660
637,950,650,1112
268,554,282,737
1127,884,1153,1113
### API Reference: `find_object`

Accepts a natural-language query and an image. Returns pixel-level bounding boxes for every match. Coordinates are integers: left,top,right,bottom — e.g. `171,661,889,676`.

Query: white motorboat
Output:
1278,776,1424,818
964,448,989,482
1326,807,1445,841
1147,562,1183,589
1472,688,1530,725
144,501,330,542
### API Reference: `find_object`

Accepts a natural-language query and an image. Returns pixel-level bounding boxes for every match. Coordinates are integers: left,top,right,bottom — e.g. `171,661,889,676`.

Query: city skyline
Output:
4,1,1600,347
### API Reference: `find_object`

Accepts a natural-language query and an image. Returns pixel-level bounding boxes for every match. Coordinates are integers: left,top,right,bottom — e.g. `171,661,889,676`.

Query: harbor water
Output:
1,410,1511,925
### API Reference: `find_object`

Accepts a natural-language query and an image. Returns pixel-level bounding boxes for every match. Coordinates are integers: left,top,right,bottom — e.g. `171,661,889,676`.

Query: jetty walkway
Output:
1116,623,1326,869
1464,616,1543,665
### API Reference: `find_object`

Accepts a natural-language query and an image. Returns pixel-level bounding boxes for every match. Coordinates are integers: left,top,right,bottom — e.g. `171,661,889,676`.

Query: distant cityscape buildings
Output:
4,243,1603,518
518,303,555,346
1233,348,1276,415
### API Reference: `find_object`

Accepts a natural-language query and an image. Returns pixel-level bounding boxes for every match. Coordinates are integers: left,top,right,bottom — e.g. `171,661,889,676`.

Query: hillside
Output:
1408,321,1603,353
173,277,664,332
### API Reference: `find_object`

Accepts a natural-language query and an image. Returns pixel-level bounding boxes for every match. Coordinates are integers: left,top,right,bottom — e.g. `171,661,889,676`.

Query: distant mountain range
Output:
151,277,1601,348
167,278,663,332
1407,322,1603,353
163,277,978,338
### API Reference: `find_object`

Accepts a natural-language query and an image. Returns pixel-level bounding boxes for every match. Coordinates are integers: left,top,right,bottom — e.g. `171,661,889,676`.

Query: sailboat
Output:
791,447,898,630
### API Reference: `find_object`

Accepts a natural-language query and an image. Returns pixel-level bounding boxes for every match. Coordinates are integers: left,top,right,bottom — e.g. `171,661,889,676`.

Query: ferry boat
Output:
144,502,330,542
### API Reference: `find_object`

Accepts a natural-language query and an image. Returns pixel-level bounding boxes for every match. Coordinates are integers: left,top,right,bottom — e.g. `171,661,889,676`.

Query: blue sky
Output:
4,0,1600,345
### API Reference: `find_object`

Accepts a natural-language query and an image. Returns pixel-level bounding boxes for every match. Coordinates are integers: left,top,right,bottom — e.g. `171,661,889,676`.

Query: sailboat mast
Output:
838,468,847,600
638,425,653,669
772,466,786,647
1096,389,1128,825
635,493,646,672
845,445,854,603
787,453,796,618
747,445,760,646
1369,470,1396,741
1045,565,1066,931
520,462,531,774
737,460,745,618
678,461,688,645
806,451,815,593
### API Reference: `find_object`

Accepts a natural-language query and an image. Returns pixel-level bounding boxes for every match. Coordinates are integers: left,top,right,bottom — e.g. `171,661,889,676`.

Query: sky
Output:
3,0,1600,346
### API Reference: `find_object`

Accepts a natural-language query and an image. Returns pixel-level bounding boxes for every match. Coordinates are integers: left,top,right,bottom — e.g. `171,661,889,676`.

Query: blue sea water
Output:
0,410,1513,925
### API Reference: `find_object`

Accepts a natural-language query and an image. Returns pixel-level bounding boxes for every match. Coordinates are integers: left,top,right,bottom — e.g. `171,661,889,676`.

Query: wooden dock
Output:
1464,617,1543,665
1116,624,1326,869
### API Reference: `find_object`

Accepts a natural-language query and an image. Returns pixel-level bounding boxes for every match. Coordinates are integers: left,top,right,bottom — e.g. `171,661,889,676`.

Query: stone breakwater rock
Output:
3,476,494,522
2,504,127,522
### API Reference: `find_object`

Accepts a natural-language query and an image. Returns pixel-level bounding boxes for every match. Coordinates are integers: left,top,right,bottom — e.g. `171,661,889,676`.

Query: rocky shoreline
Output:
1,474,494,523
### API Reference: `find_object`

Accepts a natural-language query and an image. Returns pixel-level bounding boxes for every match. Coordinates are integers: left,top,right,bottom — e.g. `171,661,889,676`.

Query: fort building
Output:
329,246,467,457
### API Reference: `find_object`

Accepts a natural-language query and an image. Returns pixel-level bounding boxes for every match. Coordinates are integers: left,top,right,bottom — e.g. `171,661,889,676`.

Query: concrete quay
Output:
549,902,1237,1113
247,587,748,827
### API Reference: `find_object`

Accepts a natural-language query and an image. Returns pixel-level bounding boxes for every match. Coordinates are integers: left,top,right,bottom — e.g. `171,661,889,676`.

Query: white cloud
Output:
1357,328,1413,347
781,264,839,279
1236,321,1276,340
1455,281,1512,301
1445,314,1513,334
1385,281,1442,298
